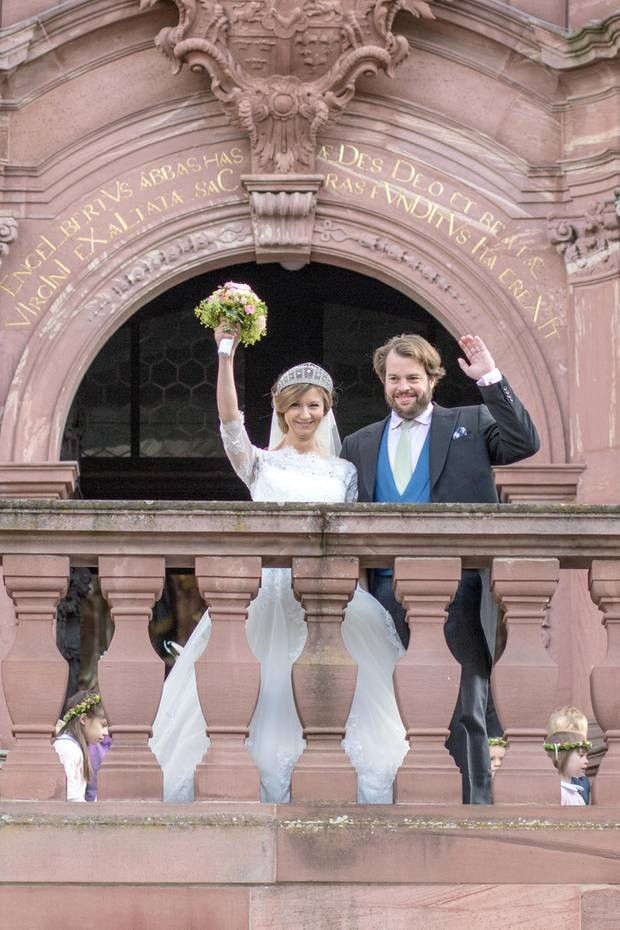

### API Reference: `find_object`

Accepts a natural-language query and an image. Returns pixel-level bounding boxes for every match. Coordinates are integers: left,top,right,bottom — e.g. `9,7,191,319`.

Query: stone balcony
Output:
1,500,620,928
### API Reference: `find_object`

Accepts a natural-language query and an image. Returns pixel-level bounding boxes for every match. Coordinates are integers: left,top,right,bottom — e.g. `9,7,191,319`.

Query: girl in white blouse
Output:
53,691,108,801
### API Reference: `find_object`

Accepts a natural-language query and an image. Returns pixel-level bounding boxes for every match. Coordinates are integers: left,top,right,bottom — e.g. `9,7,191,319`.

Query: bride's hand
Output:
214,320,241,353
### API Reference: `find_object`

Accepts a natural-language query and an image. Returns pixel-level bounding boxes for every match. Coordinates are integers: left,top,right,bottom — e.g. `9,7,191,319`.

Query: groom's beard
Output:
385,384,434,420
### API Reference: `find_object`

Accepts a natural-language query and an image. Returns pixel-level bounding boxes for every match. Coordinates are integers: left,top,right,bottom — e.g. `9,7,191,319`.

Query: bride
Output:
150,321,407,803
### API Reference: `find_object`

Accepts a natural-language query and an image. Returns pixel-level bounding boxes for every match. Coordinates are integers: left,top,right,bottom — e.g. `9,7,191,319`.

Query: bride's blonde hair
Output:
270,382,333,434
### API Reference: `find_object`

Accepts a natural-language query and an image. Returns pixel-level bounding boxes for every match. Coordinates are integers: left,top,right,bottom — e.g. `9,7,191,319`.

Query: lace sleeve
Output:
344,462,358,503
220,415,258,489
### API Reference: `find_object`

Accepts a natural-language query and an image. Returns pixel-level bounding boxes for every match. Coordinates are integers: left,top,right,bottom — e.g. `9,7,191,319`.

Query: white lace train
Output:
149,417,408,804
150,568,407,803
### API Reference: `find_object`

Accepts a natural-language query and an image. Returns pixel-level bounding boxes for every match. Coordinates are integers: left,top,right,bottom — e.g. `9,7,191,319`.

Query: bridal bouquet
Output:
194,282,268,351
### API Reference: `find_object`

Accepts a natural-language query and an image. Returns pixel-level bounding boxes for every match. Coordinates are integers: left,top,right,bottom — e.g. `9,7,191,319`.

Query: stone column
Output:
290,557,358,802
194,556,261,800
491,558,560,803
588,560,620,804
392,557,462,803
97,556,165,800
0,555,69,799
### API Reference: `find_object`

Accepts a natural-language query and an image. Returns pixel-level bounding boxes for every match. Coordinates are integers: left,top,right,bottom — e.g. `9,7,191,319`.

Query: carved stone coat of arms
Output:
141,1,436,173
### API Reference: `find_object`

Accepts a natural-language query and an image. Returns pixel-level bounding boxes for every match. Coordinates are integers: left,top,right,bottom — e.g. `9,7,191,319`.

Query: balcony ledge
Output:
0,500,619,568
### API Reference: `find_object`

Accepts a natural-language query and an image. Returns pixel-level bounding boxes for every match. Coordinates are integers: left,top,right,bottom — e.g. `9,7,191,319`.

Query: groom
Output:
340,333,540,804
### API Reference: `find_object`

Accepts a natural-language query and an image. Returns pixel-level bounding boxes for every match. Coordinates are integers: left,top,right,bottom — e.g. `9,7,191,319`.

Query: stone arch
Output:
0,204,565,463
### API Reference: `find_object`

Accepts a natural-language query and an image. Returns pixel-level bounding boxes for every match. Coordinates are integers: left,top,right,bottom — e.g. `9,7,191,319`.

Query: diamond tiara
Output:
274,363,333,396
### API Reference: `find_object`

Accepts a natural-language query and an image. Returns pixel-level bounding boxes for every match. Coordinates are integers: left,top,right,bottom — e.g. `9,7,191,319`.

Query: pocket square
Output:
452,426,468,439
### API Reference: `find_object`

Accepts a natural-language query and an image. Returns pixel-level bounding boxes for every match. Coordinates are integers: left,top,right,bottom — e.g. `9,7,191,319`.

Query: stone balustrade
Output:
0,500,619,805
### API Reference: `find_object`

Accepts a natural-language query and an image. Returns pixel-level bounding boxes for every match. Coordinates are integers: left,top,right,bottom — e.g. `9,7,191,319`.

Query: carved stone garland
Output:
140,0,436,261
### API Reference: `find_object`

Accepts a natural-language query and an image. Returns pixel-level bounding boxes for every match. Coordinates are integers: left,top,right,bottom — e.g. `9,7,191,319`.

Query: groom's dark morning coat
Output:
340,377,540,654
340,377,540,803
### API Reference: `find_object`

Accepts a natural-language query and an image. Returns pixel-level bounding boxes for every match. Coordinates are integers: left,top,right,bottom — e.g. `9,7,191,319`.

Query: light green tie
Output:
393,419,414,494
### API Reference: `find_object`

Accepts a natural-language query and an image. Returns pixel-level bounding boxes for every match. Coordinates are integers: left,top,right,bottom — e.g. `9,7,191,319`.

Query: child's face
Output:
563,748,588,780
489,745,506,777
81,713,109,745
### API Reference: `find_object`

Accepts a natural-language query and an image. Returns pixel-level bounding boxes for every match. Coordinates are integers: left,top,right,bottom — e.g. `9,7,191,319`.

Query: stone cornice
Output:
433,1,620,70
0,500,619,569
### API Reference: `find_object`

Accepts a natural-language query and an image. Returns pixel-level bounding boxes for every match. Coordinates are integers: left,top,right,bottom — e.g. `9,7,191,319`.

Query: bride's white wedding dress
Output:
150,418,408,803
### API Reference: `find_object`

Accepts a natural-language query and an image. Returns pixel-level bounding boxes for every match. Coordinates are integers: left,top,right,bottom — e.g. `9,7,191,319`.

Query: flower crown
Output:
488,737,508,748
274,363,333,396
543,738,591,753
62,693,102,723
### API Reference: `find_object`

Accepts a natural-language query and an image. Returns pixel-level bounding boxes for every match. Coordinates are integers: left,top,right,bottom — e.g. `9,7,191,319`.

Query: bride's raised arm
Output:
215,320,242,423
214,320,257,488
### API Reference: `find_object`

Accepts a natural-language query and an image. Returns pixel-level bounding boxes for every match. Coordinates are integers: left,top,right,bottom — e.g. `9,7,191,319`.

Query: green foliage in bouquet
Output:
194,281,268,346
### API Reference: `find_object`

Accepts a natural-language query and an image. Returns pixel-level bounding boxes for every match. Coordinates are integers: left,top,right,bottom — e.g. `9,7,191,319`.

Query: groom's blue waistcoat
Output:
373,420,432,505
373,421,431,576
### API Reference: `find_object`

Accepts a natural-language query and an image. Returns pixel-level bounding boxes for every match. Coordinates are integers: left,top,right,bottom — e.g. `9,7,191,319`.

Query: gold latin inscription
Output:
1,146,246,328
317,143,560,338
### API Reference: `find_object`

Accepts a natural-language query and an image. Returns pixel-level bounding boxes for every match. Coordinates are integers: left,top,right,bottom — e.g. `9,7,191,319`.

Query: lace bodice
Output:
220,417,358,503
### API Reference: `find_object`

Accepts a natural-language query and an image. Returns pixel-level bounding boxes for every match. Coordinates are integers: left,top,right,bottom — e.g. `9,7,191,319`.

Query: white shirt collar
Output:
389,402,434,431
560,781,584,794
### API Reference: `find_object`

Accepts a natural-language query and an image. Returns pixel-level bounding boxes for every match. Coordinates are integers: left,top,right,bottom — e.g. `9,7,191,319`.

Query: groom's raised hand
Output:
457,334,496,381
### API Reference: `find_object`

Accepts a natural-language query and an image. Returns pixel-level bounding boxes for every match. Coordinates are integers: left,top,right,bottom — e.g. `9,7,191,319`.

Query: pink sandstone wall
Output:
0,1,618,733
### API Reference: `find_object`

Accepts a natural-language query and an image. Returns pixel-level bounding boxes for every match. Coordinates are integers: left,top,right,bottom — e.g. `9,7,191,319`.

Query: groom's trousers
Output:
370,568,496,805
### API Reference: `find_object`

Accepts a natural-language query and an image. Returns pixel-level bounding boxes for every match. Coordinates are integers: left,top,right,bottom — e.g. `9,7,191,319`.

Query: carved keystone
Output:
491,558,560,804
0,555,69,800
290,556,358,802
392,557,462,803
194,556,262,801
588,560,620,805
242,174,323,264
97,556,165,800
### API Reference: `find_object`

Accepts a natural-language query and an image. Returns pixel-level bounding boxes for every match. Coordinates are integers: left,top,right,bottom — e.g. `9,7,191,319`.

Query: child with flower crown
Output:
53,691,108,802
545,705,591,804
544,705,591,805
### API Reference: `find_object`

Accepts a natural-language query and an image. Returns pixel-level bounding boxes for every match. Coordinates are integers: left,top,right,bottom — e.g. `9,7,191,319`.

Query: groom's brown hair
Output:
373,334,446,384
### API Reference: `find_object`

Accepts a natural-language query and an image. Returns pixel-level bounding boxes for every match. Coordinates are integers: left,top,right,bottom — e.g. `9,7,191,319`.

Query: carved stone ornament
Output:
0,216,18,267
141,1,436,173
548,190,620,280
242,173,323,263
140,1,436,261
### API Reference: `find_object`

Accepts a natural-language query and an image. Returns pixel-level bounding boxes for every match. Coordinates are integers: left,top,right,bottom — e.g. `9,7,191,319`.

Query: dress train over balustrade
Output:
150,419,408,803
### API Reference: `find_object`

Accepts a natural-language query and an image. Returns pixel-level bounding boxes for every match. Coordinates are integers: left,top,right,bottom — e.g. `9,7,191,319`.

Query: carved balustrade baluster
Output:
97,556,165,799
490,558,560,803
392,557,462,803
290,557,358,802
194,556,262,800
0,555,69,799
588,560,620,804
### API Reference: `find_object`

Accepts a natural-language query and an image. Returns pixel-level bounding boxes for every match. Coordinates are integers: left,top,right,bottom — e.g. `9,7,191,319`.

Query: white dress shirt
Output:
387,368,503,473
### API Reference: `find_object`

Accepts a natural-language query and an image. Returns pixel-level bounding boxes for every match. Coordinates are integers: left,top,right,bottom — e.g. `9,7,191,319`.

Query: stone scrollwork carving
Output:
84,223,252,321
315,217,467,305
548,190,620,280
0,216,18,267
139,1,436,173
